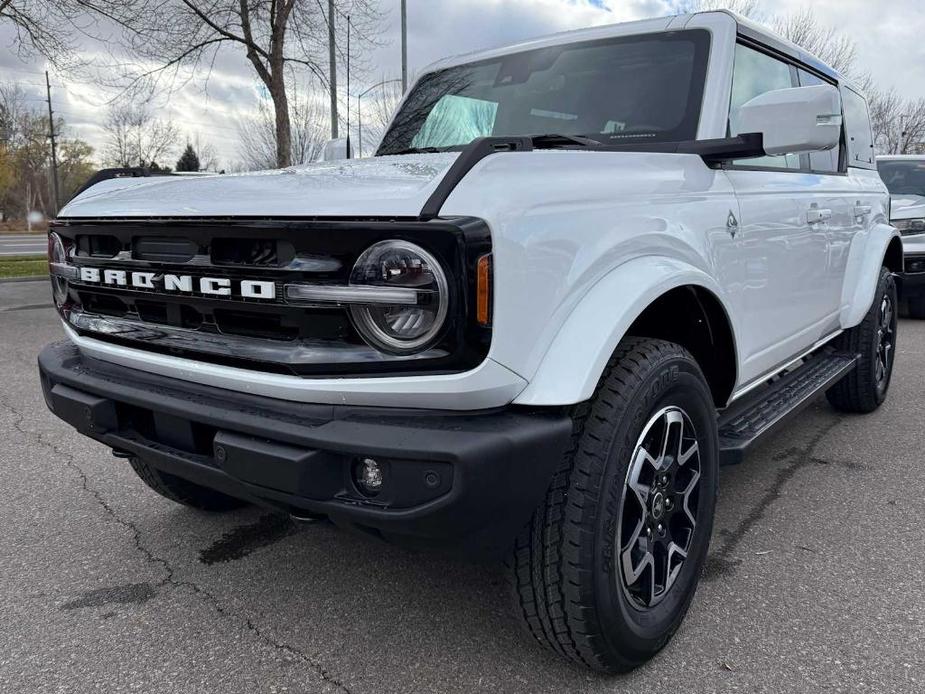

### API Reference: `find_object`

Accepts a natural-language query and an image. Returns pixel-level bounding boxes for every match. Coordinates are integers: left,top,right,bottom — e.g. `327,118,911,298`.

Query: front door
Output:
722,42,839,383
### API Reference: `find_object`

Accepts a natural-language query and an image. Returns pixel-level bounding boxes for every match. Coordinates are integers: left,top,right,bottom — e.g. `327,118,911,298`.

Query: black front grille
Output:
134,236,198,262
211,237,293,266
54,217,492,377
77,234,121,258
212,308,303,341
81,292,127,317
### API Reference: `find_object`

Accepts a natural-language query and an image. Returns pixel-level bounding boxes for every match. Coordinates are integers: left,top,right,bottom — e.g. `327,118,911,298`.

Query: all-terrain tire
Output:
506,337,719,673
826,267,898,413
128,457,247,512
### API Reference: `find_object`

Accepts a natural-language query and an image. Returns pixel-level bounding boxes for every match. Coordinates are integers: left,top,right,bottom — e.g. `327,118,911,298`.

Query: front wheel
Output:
128,457,247,512
827,267,898,413
507,337,718,672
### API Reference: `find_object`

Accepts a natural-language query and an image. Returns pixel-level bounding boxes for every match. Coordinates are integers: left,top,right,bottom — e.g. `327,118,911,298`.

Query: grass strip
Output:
0,255,47,279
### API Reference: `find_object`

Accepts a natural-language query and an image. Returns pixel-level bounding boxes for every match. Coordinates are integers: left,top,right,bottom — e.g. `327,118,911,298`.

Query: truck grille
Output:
52,218,492,376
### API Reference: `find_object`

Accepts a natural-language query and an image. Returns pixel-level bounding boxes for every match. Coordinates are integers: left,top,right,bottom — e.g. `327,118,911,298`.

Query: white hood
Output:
58,153,460,219
890,194,925,221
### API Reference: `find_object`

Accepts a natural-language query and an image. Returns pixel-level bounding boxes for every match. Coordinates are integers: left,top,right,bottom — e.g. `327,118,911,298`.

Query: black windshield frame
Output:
877,160,925,197
377,29,712,156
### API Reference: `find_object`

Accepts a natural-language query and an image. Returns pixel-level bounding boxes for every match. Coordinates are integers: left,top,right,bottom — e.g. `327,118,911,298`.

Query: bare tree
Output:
772,8,857,75
683,3,857,76
0,82,94,217
367,78,403,143
352,76,405,156
191,133,220,171
237,88,328,171
679,0,763,19
103,103,179,169
0,1,91,69
85,0,384,168
865,86,925,155
0,82,27,145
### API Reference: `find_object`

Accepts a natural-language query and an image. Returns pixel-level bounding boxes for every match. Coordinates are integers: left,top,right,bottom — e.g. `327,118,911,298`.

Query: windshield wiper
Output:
386,146,447,155
529,133,604,149
389,136,602,156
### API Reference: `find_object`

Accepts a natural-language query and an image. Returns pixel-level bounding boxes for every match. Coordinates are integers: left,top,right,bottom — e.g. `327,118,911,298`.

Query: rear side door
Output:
840,86,888,311
722,42,848,383
795,68,857,325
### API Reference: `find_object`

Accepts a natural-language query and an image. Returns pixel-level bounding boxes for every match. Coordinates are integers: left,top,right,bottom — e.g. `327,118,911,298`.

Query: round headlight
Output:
49,232,68,306
348,240,449,354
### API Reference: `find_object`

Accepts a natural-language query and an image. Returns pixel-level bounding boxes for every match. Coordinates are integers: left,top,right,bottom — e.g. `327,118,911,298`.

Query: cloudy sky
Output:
2,0,924,169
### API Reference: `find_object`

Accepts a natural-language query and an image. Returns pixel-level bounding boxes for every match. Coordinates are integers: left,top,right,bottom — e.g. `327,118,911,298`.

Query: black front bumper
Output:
38,341,571,553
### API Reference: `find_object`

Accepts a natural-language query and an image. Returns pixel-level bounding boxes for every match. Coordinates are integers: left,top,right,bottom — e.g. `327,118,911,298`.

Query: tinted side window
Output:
729,43,800,170
798,69,841,173
842,88,875,167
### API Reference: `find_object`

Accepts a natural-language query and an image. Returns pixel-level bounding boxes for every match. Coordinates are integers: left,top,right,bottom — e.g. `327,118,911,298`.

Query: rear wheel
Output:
128,457,247,512
827,267,898,413
507,337,718,672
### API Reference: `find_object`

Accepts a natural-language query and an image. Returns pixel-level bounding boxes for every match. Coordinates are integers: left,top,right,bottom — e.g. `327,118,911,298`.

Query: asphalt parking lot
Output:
1,279,923,693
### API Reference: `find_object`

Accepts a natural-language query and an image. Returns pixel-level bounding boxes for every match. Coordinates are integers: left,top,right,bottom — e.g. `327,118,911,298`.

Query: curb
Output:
0,275,48,284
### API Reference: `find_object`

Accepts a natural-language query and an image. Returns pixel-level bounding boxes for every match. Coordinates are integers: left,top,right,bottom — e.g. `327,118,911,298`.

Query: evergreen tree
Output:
175,143,200,172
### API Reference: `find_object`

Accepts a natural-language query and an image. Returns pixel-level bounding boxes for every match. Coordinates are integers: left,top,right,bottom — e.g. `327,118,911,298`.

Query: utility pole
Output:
328,0,339,138
45,71,61,214
345,15,352,158
401,0,408,93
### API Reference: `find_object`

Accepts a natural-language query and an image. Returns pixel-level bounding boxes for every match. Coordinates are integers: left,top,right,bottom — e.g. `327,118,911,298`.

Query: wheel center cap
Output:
651,491,666,520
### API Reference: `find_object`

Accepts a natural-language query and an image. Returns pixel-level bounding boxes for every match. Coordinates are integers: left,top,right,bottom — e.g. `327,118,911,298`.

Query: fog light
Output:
354,457,384,495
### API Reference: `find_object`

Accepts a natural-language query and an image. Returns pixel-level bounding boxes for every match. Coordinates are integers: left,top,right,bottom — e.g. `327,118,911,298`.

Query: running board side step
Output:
718,351,859,465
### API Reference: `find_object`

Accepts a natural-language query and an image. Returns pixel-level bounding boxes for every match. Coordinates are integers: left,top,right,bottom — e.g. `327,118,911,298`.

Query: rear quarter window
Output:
842,87,875,168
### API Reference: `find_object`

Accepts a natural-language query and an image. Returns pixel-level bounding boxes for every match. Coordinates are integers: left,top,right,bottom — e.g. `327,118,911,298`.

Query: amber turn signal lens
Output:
476,254,492,326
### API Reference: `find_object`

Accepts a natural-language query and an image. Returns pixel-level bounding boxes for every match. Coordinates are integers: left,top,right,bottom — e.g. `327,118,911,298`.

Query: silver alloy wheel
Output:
617,406,702,608
876,293,895,389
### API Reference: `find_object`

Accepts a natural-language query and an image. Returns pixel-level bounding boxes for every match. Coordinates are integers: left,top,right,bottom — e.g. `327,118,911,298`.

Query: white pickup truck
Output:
39,10,901,673
877,155,925,317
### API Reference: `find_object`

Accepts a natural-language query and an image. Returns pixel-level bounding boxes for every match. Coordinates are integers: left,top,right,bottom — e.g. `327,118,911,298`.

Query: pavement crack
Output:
1,396,355,694
1,395,173,581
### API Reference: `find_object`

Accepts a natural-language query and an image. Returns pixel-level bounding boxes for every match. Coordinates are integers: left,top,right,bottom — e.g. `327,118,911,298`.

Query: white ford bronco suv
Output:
877,155,925,317
39,11,901,673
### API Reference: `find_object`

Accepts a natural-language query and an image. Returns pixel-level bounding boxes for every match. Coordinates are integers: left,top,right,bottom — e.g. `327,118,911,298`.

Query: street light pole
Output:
356,79,403,158
401,0,408,93
328,0,338,139
346,14,352,158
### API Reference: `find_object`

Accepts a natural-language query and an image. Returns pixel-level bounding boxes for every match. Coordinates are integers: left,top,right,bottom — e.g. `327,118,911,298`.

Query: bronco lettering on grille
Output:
77,267,277,300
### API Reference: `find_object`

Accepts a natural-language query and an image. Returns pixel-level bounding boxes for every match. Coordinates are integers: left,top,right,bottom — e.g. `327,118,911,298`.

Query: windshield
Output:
377,30,710,155
878,160,925,197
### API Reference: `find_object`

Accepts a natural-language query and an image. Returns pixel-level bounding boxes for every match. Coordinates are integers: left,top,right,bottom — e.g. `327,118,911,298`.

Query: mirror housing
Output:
322,138,350,162
734,84,842,156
